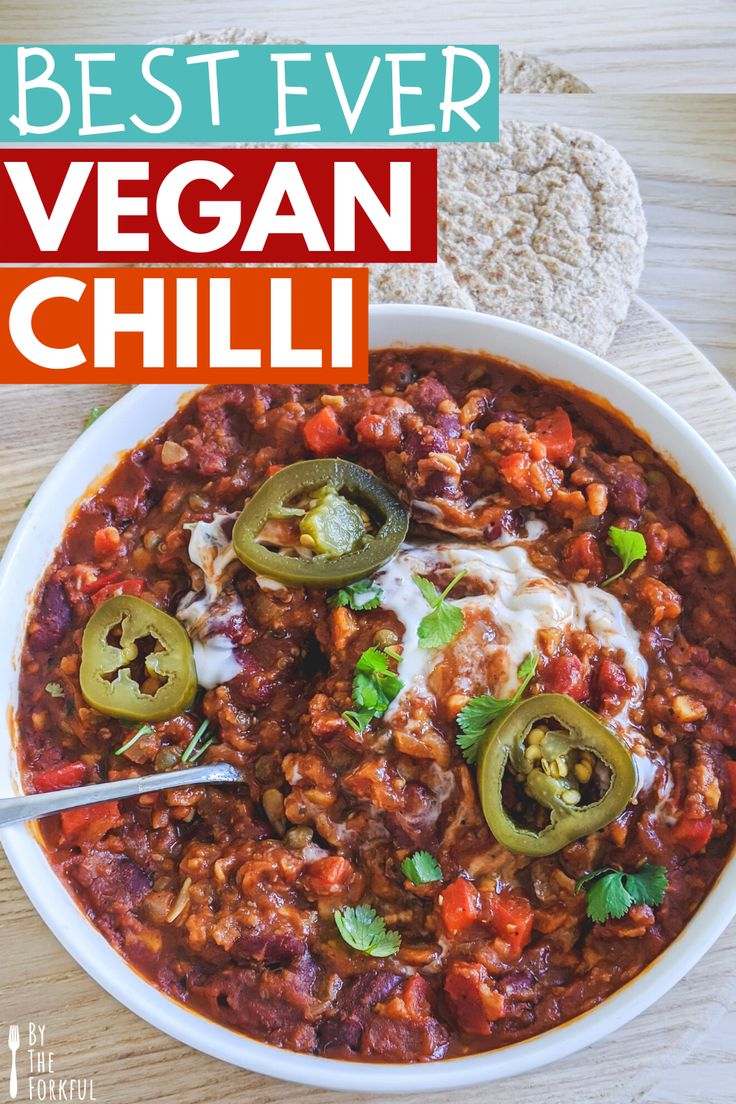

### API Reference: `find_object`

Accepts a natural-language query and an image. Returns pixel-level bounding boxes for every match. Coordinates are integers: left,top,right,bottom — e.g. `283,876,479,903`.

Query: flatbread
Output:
158,30,645,354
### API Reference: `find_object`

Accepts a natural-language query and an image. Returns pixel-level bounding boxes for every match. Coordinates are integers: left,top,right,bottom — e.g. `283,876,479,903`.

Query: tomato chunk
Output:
90,577,145,608
33,761,86,793
541,654,589,701
302,407,349,456
535,407,575,464
444,961,505,1036
487,893,533,957
440,876,481,935
672,814,713,853
60,801,123,845
303,855,353,895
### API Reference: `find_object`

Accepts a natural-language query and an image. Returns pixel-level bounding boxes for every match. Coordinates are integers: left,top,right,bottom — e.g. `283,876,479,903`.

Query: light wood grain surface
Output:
1,0,735,93
1,3,735,1099
1,300,735,1104
504,94,736,384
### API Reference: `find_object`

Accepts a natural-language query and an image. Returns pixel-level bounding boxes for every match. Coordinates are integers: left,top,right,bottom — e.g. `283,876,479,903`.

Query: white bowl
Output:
1,305,735,1093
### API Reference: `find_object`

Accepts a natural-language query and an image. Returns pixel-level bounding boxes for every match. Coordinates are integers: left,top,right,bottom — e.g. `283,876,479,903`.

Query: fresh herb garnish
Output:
342,647,403,734
602,526,647,587
456,650,539,764
83,406,106,430
328,578,384,611
401,850,442,885
181,719,212,764
413,569,467,649
334,905,401,957
575,864,669,923
115,724,154,757
44,682,64,698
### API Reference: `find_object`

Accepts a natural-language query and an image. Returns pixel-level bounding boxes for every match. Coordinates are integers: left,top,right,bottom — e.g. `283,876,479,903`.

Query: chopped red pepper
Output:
487,893,533,957
90,577,145,608
302,407,349,457
33,760,86,793
60,801,123,845
672,814,714,854
82,570,123,596
535,407,575,464
440,876,481,935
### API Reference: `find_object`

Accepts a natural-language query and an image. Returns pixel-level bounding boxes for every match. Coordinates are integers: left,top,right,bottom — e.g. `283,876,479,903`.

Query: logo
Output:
3,1024,97,1101
7,1026,18,1100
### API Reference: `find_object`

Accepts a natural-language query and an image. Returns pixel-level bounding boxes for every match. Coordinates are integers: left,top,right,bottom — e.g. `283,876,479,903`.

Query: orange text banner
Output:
0,267,368,384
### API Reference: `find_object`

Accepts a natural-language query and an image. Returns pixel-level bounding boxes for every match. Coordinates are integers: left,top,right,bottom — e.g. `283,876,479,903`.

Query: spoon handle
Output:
0,763,243,829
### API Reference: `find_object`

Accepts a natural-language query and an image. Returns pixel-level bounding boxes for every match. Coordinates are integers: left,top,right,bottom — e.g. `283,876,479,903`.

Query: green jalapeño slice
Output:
80,595,197,721
478,693,636,856
232,459,409,587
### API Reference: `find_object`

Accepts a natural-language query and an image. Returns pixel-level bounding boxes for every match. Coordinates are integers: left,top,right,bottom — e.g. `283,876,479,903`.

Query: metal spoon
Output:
0,763,244,829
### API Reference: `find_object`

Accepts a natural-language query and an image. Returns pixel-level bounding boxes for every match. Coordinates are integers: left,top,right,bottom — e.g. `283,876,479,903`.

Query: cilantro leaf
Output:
341,646,403,733
84,406,106,431
582,870,633,923
328,578,384,611
575,865,669,923
335,904,401,957
401,850,442,885
45,682,64,698
413,570,467,649
622,863,669,907
602,526,647,587
456,650,539,764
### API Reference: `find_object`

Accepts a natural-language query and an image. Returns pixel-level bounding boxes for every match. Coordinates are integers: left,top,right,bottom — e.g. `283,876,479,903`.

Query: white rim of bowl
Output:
0,305,734,1093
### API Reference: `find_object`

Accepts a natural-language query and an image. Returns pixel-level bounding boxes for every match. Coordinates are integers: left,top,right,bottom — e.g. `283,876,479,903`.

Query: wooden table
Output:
2,0,735,92
1,3,735,1100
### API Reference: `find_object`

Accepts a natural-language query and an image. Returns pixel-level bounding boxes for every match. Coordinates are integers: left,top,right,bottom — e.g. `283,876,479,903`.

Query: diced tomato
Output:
265,464,284,479
725,760,736,811
60,801,123,845
90,577,145,608
81,570,123,596
542,654,590,702
398,975,434,1019
672,814,714,853
498,451,531,488
487,893,533,957
535,407,575,464
444,961,505,1036
303,855,353,895
302,407,349,456
93,526,122,558
561,532,604,584
33,761,86,793
440,877,481,935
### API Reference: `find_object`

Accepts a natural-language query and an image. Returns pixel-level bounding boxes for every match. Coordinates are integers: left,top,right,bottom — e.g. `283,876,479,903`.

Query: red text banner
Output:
0,148,437,263
0,267,368,384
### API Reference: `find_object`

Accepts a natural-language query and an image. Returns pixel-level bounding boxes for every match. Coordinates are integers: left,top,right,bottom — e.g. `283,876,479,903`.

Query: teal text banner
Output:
0,44,499,143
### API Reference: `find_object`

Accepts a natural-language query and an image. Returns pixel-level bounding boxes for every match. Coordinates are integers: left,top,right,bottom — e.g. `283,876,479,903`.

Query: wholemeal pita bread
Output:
159,30,645,354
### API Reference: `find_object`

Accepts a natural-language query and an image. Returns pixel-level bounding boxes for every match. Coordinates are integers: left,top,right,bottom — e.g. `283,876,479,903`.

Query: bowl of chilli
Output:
1,304,736,1094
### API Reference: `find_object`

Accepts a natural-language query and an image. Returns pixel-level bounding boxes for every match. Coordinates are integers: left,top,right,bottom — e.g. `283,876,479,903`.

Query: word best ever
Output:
2,44,499,143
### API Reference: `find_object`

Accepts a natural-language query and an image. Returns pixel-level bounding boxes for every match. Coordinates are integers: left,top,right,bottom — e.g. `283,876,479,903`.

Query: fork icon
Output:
7,1024,19,1100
